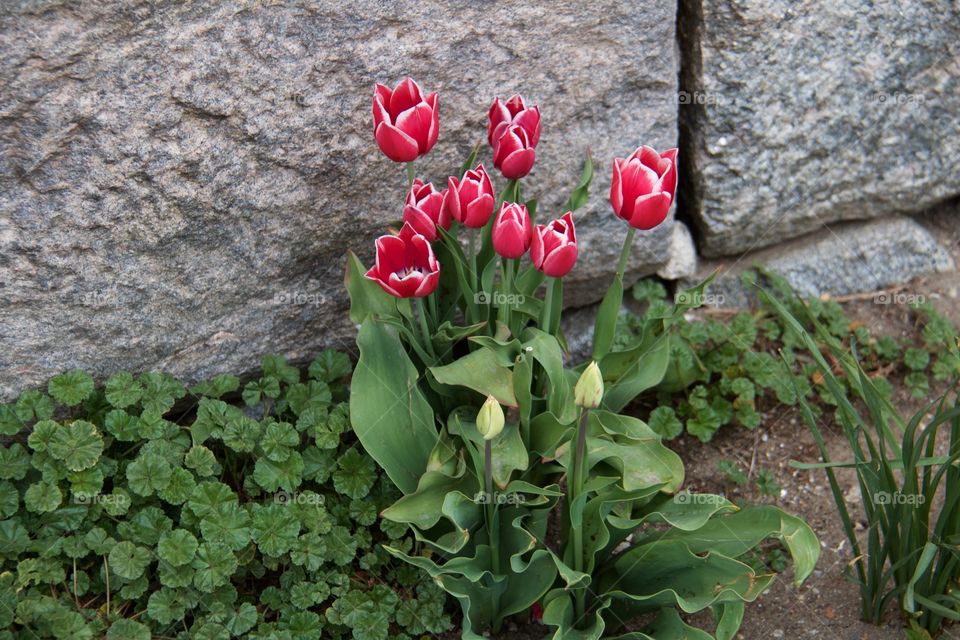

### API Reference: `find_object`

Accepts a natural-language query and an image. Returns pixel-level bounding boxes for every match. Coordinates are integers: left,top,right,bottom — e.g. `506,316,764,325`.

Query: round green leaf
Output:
108,541,151,580
126,453,172,496
24,481,62,513
104,371,144,409
106,619,150,640
47,369,94,406
47,420,104,471
0,481,18,517
157,529,199,567
192,543,238,592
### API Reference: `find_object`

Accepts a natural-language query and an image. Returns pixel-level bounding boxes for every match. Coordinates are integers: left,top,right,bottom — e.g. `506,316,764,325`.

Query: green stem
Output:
616,226,637,280
541,276,554,332
485,439,502,632
571,408,590,624
414,297,435,359
499,257,514,334
406,161,416,187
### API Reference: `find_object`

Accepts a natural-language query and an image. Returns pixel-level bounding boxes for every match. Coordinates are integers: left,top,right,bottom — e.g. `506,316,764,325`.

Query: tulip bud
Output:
531,212,578,278
492,124,536,180
488,95,541,149
574,361,604,409
492,202,533,259
610,146,678,230
476,395,505,441
403,179,450,242
372,78,440,163
444,164,496,228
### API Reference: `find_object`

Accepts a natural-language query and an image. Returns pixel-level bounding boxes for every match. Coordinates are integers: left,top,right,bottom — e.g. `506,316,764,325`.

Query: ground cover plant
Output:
0,353,453,640
349,78,819,639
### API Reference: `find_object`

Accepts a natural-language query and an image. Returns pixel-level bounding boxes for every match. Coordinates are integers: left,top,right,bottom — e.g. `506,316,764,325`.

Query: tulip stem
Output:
405,161,416,187
540,277,562,335
467,227,478,291
570,408,590,625
484,439,502,632
616,226,636,279
413,297,435,359
500,258,513,335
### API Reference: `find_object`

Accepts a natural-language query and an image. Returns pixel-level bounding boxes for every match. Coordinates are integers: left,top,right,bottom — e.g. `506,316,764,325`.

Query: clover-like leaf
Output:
104,372,143,409
192,543,238,592
333,448,376,499
27,419,59,452
24,481,62,513
48,369,94,406
157,467,197,505
0,481,18,518
326,525,358,566
106,619,150,640
158,529,199,566
199,502,251,551
189,481,238,518
260,421,299,462
253,451,303,493
309,349,352,383
126,453,173,496
109,541,152,580
250,503,301,557
140,371,185,415
104,409,140,441
147,587,187,625
185,445,218,476
0,444,30,480
48,420,104,471
222,415,261,452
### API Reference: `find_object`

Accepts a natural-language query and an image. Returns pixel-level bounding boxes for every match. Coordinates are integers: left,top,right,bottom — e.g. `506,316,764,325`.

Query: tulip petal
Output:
425,92,439,153
542,243,578,278
628,192,673,230
375,122,420,162
389,78,422,116
610,158,625,218
500,148,536,180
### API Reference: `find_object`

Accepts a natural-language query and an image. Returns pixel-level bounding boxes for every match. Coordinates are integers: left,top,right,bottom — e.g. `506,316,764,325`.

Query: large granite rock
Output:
0,0,678,400
682,216,955,308
680,0,960,257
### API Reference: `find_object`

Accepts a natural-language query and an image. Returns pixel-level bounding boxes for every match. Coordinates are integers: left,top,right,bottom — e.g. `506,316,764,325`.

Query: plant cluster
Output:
349,78,819,639
0,353,452,640
762,285,960,638
617,270,960,443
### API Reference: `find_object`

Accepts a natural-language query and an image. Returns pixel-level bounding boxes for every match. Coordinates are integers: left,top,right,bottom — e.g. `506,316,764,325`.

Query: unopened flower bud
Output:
476,395,505,441
574,361,604,409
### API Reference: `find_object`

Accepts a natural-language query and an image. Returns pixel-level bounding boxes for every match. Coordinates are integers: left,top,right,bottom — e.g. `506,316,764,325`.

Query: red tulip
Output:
444,164,496,229
492,202,533,259
365,223,440,298
492,125,536,180
402,179,450,242
488,95,541,149
372,78,439,163
610,146,678,230
531,212,578,277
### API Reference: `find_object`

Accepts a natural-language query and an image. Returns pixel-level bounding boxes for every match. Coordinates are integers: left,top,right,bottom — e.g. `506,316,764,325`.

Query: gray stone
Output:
680,0,960,257
657,221,697,281
682,216,956,308
0,0,678,400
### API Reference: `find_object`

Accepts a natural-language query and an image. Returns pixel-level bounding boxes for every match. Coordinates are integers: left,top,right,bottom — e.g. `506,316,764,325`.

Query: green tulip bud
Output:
574,361,604,409
476,395,505,441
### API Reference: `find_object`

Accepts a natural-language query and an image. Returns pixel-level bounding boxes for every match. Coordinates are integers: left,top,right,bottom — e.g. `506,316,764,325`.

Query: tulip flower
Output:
491,202,533,259
610,146,678,230
492,125,536,180
372,78,439,163
365,222,440,298
402,179,450,242
444,164,496,229
531,212,578,278
488,95,541,149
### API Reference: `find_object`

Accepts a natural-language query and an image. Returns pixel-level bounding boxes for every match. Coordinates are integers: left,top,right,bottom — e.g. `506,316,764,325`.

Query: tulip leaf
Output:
601,333,672,412
592,273,624,362
564,151,594,212
430,347,518,407
351,319,438,494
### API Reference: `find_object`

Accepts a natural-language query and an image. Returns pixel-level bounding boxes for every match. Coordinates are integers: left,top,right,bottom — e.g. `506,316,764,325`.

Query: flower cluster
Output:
365,77,678,302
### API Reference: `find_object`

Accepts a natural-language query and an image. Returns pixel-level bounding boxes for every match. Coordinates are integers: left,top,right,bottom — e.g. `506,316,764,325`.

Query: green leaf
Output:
126,453,173,496
250,504,301,557
48,369,94,406
190,374,241,398
648,407,683,439
104,372,143,408
333,448,377,499
430,345,518,407
109,541,152,579
158,529,199,566
0,481,18,517
48,420,104,471
0,444,30,480
253,451,304,493
564,151,594,212
106,619,150,640
147,587,187,624
14,390,54,422
262,354,301,385
310,349,353,382
192,543,238,592
351,319,437,494
24,481,62,513
185,445,218,476
326,525,359,566
346,251,403,324
261,421,299,462
199,502,251,551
